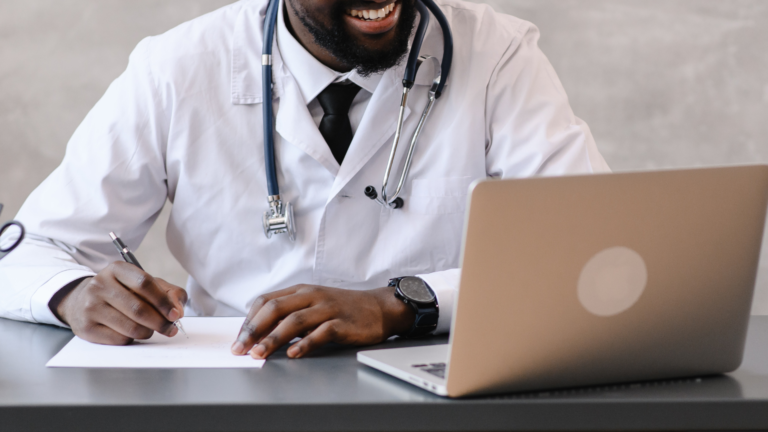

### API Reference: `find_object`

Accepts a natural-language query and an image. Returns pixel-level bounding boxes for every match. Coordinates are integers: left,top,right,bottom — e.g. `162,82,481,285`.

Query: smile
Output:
346,3,396,21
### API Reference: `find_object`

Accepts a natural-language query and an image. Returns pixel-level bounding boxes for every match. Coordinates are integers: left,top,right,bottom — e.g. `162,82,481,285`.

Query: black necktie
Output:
317,82,361,164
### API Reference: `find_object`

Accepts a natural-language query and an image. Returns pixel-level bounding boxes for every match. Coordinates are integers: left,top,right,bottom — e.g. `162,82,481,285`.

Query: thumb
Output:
156,278,188,315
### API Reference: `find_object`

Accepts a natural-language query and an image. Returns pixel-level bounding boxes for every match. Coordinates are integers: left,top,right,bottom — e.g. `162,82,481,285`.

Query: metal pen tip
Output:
174,320,188,338
109,232,118,241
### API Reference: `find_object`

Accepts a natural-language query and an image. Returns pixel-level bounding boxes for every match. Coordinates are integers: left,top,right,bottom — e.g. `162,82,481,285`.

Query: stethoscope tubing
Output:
404,0,452,98
262,0,280,197
402,0,430,89
0,221,25,255
419,0,452,98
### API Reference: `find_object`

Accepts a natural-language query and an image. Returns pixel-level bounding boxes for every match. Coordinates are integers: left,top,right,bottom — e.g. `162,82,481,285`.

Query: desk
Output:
0,316,767,432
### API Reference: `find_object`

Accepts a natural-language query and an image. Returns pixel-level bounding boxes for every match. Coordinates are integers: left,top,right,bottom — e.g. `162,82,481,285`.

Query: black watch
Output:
389,276,439,338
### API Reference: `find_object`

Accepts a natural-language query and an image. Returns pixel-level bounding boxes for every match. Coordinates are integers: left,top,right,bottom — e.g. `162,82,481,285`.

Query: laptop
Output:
358,165,768,397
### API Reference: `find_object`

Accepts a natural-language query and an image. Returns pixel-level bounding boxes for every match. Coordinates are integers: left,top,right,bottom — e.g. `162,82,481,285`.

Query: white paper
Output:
46,317,265,368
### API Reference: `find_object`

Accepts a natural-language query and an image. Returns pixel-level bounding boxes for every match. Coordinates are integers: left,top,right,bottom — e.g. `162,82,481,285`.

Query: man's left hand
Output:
230,285,416,359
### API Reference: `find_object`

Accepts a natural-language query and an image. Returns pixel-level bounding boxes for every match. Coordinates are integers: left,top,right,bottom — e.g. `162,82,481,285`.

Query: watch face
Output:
399,277,435,303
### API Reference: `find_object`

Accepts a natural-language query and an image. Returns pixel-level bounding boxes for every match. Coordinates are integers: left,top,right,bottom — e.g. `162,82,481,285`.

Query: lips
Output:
343,1,400,35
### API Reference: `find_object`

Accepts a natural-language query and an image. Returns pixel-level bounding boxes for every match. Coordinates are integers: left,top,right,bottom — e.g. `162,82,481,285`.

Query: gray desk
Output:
1,317,767,432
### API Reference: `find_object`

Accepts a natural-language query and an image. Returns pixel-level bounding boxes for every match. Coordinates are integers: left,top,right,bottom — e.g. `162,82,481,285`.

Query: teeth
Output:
347,3,395,21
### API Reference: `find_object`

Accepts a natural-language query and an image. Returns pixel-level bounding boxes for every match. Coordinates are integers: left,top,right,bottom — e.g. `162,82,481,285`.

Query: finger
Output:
244,285,306,318
250,307,333,359
232,292,313,355
96,303,156,340
286,320,343,359
155,278,188,314
110,262,182,321
252,320,281,346
79,323,135,346
101,281,178,337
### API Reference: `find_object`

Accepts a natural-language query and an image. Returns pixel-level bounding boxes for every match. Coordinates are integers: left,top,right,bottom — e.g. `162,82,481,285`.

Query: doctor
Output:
0,0,608,359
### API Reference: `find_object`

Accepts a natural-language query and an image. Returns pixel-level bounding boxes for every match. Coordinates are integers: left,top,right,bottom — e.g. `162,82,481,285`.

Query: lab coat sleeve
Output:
416,269,460,334
417,22,610,335
0,37,171,327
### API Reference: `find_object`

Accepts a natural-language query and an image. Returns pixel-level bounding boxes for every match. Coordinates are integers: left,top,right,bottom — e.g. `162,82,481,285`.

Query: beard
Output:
287,0,418,77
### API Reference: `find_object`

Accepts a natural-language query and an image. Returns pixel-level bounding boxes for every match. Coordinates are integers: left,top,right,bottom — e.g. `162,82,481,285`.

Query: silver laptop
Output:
358,165,768,397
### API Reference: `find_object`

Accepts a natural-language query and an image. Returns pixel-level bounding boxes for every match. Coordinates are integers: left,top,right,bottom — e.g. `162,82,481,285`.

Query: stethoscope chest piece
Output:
263,195,295,241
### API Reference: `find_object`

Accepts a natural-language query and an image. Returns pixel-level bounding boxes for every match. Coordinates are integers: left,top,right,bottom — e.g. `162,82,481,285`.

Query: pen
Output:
109,232,187,338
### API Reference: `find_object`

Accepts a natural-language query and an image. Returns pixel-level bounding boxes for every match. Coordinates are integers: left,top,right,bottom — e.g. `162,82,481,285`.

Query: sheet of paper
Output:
46,317,265,368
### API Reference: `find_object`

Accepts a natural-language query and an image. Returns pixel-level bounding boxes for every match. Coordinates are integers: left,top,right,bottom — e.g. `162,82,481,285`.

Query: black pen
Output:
109,232,143,270
109,232,187,337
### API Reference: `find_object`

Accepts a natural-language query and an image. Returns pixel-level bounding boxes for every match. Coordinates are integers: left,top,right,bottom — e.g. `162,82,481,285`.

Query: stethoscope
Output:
261,0,453,241
0,203,25,262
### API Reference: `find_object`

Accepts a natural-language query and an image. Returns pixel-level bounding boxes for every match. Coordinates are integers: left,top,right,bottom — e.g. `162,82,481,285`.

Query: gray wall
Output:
1,1,767,313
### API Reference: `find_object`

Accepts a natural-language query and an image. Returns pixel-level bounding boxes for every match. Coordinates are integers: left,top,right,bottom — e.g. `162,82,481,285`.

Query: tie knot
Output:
317,83,361,116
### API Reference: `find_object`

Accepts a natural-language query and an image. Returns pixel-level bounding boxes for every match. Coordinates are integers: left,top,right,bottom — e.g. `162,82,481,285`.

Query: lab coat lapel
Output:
275,72,340,177
328,67,411,201
231,1,339,176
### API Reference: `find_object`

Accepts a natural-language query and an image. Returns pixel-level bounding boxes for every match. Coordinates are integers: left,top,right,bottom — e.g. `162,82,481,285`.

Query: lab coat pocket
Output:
407,176,474,214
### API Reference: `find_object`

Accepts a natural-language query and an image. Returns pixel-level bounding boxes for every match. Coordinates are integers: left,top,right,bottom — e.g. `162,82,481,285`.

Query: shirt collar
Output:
276,0,383,104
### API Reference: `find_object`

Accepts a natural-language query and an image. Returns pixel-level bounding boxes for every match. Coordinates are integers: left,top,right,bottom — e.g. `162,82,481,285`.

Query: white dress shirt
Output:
0,0,610,333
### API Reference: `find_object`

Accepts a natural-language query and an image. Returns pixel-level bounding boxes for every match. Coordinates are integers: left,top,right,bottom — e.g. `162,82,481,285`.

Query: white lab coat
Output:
0,0,609,333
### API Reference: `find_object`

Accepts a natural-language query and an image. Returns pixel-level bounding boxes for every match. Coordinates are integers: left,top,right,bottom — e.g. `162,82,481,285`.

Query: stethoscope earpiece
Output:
364,186,404,209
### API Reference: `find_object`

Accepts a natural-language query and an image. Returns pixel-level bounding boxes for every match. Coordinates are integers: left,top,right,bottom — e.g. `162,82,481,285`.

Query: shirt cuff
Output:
416,268,461,335
30,269,96,327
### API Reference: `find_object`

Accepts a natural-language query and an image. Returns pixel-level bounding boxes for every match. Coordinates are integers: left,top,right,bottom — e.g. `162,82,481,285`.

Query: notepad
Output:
46,317,265,368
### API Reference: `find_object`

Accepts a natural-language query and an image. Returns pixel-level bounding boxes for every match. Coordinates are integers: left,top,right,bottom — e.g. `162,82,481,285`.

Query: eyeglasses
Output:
0,203,25,261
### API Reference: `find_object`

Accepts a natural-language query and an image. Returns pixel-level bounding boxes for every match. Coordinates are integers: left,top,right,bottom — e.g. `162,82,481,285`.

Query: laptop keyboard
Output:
411,362,446,379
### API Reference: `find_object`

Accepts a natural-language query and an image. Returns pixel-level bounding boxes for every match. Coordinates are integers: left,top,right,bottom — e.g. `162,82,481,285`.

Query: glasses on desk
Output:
0,203,26,261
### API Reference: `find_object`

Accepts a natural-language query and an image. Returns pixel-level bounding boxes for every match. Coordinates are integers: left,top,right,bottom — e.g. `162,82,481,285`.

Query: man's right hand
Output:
54,261,188,345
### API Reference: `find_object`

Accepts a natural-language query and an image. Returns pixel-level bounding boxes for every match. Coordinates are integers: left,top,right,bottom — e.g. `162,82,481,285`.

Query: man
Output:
0,0,609,360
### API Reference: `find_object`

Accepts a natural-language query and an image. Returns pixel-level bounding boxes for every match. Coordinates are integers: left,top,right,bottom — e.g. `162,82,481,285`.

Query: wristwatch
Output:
389,276,439,338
